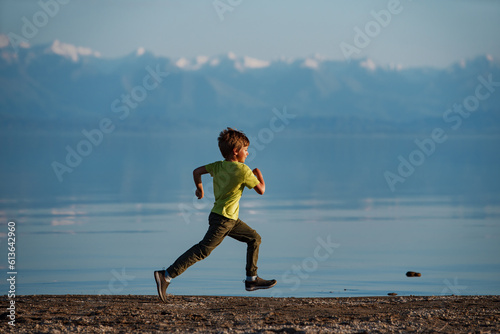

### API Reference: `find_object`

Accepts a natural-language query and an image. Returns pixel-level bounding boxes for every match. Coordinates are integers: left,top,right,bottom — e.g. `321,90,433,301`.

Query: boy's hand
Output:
252,168,262,177
193,166,208,199
252,168,265,195
196,188,204,199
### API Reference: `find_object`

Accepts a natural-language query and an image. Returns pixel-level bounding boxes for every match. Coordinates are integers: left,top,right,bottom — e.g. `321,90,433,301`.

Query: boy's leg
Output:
228,219,277,291
227,219,261,277
166,213,236,278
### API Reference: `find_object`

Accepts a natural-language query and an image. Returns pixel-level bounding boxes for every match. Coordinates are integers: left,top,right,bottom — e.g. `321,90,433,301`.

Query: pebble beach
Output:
1,295,499,333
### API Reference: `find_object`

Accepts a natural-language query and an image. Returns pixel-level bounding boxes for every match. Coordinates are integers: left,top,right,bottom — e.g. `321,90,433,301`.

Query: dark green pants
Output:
167,212,261,278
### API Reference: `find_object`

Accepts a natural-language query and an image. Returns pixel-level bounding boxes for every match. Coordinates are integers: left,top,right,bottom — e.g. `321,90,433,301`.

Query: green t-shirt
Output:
205,161,260,220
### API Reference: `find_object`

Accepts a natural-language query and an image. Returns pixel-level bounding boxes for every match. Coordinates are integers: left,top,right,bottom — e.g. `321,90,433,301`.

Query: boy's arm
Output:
193,166,209,199
252,168,265,195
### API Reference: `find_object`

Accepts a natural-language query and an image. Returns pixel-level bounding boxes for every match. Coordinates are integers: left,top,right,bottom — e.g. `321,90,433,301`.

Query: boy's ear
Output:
232,148,239,156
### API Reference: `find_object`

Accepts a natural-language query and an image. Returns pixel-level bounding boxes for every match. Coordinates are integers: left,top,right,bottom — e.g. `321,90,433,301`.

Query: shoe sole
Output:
246,280,277,291
154,271,168,303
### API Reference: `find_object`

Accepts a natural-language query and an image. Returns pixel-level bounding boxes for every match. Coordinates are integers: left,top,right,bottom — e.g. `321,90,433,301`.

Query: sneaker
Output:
154,270,169,303
245,277,277,291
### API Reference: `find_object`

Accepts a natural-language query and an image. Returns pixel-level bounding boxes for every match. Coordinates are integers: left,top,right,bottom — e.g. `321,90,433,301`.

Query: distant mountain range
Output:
1,37,499,135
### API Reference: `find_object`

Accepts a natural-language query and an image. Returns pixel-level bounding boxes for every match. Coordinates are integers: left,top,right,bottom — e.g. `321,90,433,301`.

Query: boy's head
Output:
218,127,250,160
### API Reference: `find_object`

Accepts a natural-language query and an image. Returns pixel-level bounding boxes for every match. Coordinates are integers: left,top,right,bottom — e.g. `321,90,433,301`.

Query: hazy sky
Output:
1,0,499,68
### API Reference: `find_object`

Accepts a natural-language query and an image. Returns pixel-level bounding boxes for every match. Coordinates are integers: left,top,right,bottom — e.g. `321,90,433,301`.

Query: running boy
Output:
154,128,276,302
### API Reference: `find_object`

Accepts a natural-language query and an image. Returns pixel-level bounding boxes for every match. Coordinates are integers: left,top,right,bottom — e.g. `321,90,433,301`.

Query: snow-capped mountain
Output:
1,36,499,134
47,40,101,62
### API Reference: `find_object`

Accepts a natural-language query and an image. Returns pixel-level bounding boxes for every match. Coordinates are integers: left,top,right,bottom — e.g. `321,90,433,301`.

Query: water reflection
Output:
0,134,499,296
0,193,498,297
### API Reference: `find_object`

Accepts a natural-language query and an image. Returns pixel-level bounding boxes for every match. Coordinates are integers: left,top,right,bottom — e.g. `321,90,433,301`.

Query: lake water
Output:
1,133,499,297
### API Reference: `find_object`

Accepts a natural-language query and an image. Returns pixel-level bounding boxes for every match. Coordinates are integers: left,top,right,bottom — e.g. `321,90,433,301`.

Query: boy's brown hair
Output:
218,127,250,159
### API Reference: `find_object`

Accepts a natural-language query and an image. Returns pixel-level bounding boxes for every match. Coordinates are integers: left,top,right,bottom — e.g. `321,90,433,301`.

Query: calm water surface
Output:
0,134,499,297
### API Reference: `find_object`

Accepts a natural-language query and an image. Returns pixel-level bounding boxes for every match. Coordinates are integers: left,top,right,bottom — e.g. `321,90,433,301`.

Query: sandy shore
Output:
1,295,499,333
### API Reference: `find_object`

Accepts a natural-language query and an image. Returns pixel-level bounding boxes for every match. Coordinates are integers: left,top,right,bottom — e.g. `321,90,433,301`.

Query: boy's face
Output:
234,145,249,163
